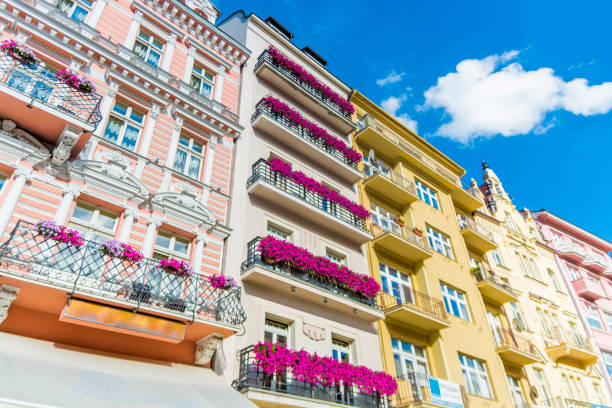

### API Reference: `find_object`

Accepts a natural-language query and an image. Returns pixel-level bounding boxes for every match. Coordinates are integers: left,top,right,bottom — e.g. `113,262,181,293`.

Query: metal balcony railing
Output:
393,372,469,408
254,49,353,120
371,223,431,252
457,215,495,242
544,328,594,352
247,159,369,232
0,220,246,326
473,269,516,296
241,237,382,309
363,162,417,195
492,328,538,357
0,52,102,129
381,290,447,321
251,99,358,169
233,345,390,408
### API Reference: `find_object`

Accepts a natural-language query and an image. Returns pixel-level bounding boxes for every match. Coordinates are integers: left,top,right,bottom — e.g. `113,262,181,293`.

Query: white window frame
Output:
548,269,562,291
326,248,347,265
567,264,581,281
427,226,454,259
533,368,551,404
55,0,92,22
190,63,215,99
507,375,526,407
459,354,493,399
154,231,190,260
380,263,413,305
505,212,518,233
602,351,612,377
392,338,429,378
70,202,118,238
133,30,164,67
370,203,401,234
586,303,603,330
266,223,291,241
363,155,391,178
441,283,470,321
490,249,504,266
605,312,612,332
415,179,440,209
173,134,204,179
264,318,290,345
331,338,352,363
103,101,144,151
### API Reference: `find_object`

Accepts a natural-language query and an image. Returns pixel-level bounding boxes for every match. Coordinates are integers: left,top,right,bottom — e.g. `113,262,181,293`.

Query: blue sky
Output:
217,0,612,242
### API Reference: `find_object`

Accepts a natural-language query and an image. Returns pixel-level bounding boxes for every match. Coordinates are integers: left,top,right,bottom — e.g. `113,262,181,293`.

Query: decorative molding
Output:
62,184,82,197
14,166,33,181
71,159,149,200
0,284,19,324
152,191,216,227
124,207,140,218
103,150,131,169
173,116,184,131
167,32,178,45
150,103,161,120
195,233,208,244
209,135,217,150
171,180,198,198
194,333,223,365
133,10,144,22
52,126,83,166
303,323,325,341
106,80,120,98
145,214,163,227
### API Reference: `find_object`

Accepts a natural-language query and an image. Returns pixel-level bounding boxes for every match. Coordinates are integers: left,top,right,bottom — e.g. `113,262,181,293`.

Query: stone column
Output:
141,215,162,258
118,207,139,242
0,167,31,237
203,135,217,185
93,80,119,138
213,65,225,103
123,10,143,48
161,33,177,72
182,45,196,83
165,116,184,169
85,0,108,28
137,103,160,156
54,185,82,225
0,284,20,324
191,233,208,274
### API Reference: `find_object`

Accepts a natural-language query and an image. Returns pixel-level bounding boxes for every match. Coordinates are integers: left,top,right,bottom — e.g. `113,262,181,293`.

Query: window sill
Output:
465,393,496,402
523,274,548,286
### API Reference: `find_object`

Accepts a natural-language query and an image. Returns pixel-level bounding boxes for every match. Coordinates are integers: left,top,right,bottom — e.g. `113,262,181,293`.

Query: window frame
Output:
331,338,352,363
173,133,205,179
69,202,118,238
427,226,454,259
585,303,603,330
103,101,145,151
415,179,440,209
133,30,164,67
189,63,216,99
326,248,347,266
153,231,191,260
380,263,413,305
391,337,429,379
266,222,292,241
441,282,470,321
459,353,493,399
489,249,504,267
264,318,290,345
370,203,401,234
55,0,92,22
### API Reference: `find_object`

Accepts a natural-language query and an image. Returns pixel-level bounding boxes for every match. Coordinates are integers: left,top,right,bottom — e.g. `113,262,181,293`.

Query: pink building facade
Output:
0,0,255,405
534,210,612,397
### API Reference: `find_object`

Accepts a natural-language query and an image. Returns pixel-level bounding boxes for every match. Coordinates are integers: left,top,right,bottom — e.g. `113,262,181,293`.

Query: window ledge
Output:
523,274,548,286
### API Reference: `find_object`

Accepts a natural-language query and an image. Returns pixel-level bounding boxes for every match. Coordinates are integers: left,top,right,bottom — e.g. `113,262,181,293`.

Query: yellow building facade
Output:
350,91,517,408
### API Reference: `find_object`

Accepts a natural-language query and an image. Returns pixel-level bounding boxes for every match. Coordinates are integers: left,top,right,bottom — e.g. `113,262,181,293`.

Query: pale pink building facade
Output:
0,0,255,405
533,210,612,399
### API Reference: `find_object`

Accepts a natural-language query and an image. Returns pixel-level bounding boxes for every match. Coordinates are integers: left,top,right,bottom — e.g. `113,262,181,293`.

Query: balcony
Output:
473,270,517,305
240,237,384,322
582,254,609,274
0,220,246,340
457,216,497,253
381,291,450,334
557,242,586,263
451,188,484,213
233,345,390,408
254,50,355,134
251,100,362,183
362,164,419,209
247,159,371,244
541,397,594,408
354,115,462,190
0,52,102,146
393,372,468,408
493,328,540,366
371,224,432,264
544,329,598,368
572,276,605,300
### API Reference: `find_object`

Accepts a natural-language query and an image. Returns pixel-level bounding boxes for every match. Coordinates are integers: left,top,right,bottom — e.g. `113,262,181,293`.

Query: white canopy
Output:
0,332,256,408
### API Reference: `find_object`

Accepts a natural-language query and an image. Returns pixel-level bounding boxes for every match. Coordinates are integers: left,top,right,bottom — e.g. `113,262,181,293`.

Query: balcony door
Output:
380,263,413,306
371,204,401,234
363,155,391,178
332,339,354,405
507,376,526,408
392,338,429,400
262,319,289,392
486,310,504,347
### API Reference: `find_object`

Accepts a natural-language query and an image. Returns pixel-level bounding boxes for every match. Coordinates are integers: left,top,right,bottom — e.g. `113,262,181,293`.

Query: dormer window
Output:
264,16,294,40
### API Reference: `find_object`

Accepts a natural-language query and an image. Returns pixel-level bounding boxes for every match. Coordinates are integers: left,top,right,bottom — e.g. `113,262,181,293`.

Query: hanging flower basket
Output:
35,220,83,248
56,69,96,95
158,258,193,277
1,39,39,67
208,274,236,290
99,239,143,264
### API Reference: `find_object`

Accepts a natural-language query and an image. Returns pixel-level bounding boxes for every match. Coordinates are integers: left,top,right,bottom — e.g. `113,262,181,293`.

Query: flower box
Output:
99,239,143,264
208,274,237,290
412,228,424,237
35,220,83,248
158,258,193,277
1,39,39,67
56,69,96,95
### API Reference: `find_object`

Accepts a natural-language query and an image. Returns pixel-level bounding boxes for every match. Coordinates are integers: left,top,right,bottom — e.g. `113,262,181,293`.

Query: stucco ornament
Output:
0,284,20,324
303,323,325,341
152,192,217,227
71,159,149,198
194,333,223,365
52,125,82,166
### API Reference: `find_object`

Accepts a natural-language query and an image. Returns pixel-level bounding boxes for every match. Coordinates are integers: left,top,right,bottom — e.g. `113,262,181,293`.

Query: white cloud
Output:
381,95,418,132
376,71,405,86
422,51,612,143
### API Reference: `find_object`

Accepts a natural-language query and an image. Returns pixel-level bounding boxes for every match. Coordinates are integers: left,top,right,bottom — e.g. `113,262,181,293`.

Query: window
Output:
267,223,291,241
548,269,563,291
586,304,602,330
331,338,351,363
190,64,215,98
605,313,612,331
380,263,413,305
415,180,439,209
459,354,492,399
370,203,401,234
0,174,6,192
71,202,117,233
363,155,392,178
505,211,518,233
133,30,163,67
155,231,189,257
103,102,144,151
264,318,289,345
603,351,612,377
593,383,604,404
507,376,525,407
441,283,470,321
509,301,527,331
528,258,541,281
567,265,581,281
427,226,454,259
533,369,551,404
326,249,346,265
173,135,204,179
487,311,504,347
489,249,504,266
392,338,428,379
56,0,92,22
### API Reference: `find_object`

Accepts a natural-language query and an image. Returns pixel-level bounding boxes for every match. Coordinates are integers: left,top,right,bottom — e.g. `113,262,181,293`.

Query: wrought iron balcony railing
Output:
233,345,390,408
381,290,447,321
0,52,102,130
393,372,469,408
0,220,246,326
255,49,353,120
473,269,516,296
251,99,358,169
241,237,382,310
363,162,417,195
247,159,369,232
457,215,495,242
493,328,538,356
371,223,431,252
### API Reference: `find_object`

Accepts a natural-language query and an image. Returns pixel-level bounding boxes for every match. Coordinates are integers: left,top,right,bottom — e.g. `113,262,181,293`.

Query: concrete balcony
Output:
381,291,450,334
474,270,518,305
544,330,598,368
0,52,102,154
582,254,609,274
572,277,605,300
392,373,468,408
362,165,419,209
354,115,462,190
247,159,372,245
493,328,540,366
254,50,355,134
251,100,362,184
371,224,432,264
240,238,384,322
0,220,246,342
458,216,497,253
557,242,586,263
451,188,484,213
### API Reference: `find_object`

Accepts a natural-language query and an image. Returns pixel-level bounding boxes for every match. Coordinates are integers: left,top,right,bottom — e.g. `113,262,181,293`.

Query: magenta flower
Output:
35,220,83,248
253,342,397,396
208,274,236,290
159,258,193,277
257,235,381,298
99,239,143,263
266,46,355,116
268,157,370,220
56,69,96,94
1,39,39,67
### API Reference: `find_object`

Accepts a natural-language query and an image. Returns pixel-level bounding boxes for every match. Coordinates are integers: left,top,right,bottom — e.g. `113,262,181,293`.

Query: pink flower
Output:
208,274,236,290
35,220,83,248
56,69,96,94
159,258,193,277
